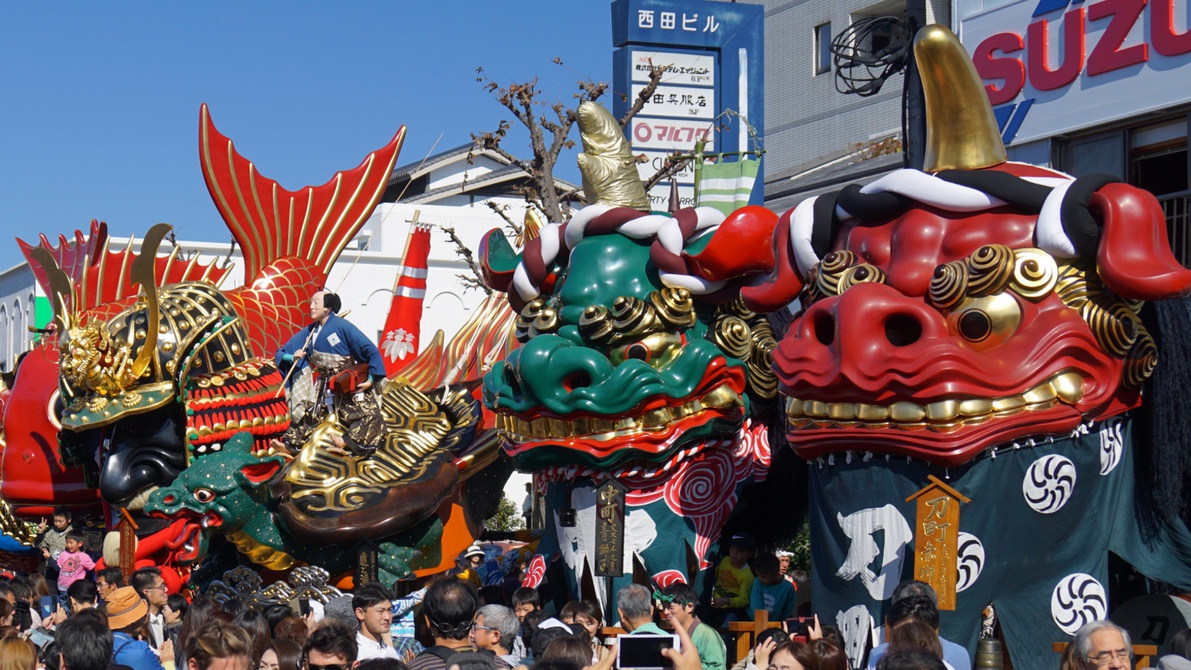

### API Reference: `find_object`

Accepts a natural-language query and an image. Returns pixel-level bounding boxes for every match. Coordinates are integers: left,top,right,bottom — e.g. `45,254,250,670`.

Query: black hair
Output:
876,649,947,670
511,587,540,609
323,292,342,314
353,582,393,612
234,608,272,665
660,582,698,607
531,661,582,670
754,553,780,574
356,660,409,670
66,578,98,606
478,585,508,607
423,578,479,641
1171,627,1191,658
96,567,124,588
264,604,293,632
756,628,790,648
885,595,940,630
65,529,86,544
57,614,113,670
303,618,358,665
52,506,72,521
130,566,162,599
168,593,189,618
220,597,245,616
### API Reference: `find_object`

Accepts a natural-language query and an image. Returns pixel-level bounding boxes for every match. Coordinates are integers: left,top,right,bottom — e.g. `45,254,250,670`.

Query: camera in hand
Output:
616,634,679,670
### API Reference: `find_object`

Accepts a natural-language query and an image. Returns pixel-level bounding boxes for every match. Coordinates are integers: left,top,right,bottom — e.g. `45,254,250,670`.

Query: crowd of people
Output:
0,507,1187,670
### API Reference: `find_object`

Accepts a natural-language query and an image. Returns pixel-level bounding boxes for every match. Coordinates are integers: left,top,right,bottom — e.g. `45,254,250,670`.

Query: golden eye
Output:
609,332,683,369
194,488,216,503
947,293,1021,350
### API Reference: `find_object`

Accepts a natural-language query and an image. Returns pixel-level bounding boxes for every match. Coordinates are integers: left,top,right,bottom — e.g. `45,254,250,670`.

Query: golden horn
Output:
27,247,75,336
127,223,172,382
576,101,651,211
915,24,1008,172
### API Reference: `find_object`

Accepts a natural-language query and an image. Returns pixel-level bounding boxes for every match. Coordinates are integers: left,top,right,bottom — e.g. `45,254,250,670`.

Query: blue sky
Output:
0,2,613,270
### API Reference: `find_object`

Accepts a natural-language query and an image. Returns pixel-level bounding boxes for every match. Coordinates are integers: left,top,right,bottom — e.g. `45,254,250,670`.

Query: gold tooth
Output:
856,403,889,421
925,400,959,421
1023,382,1057,405
786,398,805,416
928,422,965,433
806,401,828,418
890,401,926,422
703,385,743,410
547,419,568,437
1051,372,1084,404
644,409,670,428
957,399,993,416
827,403,856,420
991,395,1025,412
615,418,637,431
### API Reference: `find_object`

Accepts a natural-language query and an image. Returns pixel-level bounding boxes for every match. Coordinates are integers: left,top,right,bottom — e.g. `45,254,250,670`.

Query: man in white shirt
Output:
354,582,400,661
131,567,169,649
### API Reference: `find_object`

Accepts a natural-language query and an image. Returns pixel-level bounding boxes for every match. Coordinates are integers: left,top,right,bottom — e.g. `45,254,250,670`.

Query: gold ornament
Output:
914,25,1008,172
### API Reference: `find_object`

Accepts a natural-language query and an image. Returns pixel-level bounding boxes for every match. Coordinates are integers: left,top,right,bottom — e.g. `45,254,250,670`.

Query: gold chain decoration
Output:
837,264,888,293
815,250,858,297
1009,249,1059,299
1055,262,1156,386
578,288,696,347
515,299,562,343
928,261,968,310
966,244,1015,297
711,298,778,400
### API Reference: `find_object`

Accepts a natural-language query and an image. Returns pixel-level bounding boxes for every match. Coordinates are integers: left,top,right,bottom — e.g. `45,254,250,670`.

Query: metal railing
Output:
1159,190,1191,269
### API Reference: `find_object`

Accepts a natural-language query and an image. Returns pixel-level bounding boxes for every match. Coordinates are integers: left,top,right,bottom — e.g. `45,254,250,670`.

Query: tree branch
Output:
643,154,694,192
438,224,492,295
619,63,669,128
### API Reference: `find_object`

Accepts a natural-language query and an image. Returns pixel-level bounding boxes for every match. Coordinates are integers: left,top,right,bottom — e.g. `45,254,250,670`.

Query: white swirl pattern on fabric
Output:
1023,454,1077,514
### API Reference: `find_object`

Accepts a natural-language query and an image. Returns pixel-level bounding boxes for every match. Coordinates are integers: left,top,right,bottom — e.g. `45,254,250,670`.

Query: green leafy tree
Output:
485,496,525,532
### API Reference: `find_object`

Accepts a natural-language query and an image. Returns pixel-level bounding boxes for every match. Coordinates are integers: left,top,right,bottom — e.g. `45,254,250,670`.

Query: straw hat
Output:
105,586,148,630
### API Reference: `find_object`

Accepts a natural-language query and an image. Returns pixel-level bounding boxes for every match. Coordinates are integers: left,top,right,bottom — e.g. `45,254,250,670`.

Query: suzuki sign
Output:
961,0,1191,145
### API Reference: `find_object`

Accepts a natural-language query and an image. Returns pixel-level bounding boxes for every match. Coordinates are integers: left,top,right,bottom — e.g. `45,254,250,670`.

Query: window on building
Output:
815,23,832,75
1131,119,1188,197
1060,131,1126,180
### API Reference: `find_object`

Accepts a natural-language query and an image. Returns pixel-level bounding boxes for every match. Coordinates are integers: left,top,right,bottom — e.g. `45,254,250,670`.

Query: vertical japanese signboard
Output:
906,476,971,611
612,0,764,211
594,479,627,577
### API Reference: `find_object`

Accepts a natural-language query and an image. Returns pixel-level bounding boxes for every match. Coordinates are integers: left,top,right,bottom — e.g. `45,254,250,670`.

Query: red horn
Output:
1093,183,1191,301
741,208,806,313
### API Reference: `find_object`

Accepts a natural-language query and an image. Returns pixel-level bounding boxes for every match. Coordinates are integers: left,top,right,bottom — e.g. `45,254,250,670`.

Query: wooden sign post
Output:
116,508,139,583
356,538,380,586
906,475,971,611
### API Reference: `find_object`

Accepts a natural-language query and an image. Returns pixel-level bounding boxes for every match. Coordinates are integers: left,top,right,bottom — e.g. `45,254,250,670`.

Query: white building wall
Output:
0,264,38,373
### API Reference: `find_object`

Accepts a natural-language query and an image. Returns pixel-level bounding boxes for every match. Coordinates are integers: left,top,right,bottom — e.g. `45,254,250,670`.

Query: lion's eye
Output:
193,488,216,503
609,332,683,369
947,293,1022,350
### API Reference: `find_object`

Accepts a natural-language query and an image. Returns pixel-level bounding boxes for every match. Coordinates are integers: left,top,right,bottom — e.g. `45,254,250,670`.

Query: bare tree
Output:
470,59,670,224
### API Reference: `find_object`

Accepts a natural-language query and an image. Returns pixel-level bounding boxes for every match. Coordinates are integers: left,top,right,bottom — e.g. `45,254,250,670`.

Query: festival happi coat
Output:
480,102,787,608
2,106,517,585
741,26,1191,668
